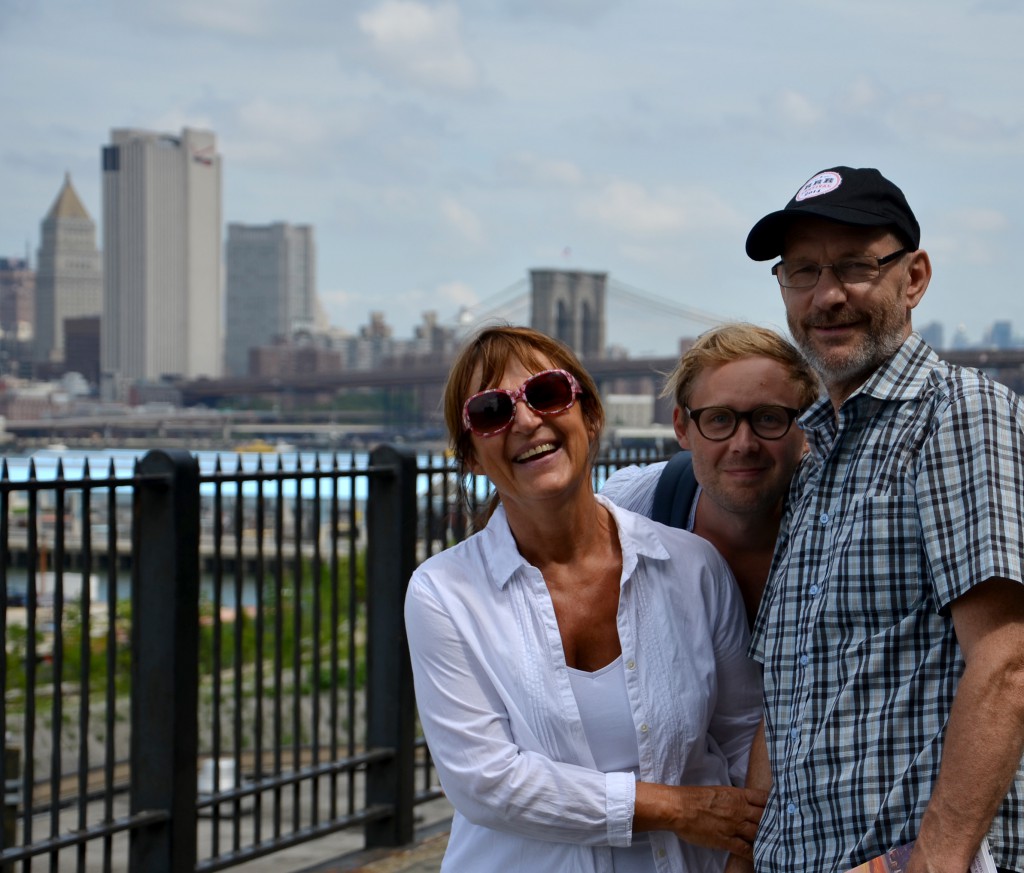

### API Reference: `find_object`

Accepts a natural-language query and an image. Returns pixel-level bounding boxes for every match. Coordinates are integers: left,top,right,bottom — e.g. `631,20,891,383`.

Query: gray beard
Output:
790,318,907,392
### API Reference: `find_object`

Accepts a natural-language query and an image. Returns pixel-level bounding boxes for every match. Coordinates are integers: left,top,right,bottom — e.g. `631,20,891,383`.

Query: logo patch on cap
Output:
795,171,842,202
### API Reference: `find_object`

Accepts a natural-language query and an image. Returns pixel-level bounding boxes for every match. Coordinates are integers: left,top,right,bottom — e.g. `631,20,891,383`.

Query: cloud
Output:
844,76,881,111
497,152,584,187
158,0,277,38
774,90,822,128
950,207,1009,233
357,0,479,91
436,280,479,308
578,179,738,238
501,0,621,25
440,196,485,244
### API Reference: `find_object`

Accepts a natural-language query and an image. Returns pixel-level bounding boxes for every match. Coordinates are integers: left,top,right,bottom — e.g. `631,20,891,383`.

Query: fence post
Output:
129,450,200,873
2,741,18,873
365,444,418,848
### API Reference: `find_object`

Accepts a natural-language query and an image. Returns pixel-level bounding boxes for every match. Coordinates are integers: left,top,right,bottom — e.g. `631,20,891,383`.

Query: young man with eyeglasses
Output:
739,166,1024,873
601,323,820,629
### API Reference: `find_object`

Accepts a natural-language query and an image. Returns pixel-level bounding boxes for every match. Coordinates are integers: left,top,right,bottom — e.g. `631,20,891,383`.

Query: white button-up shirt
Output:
405,496,762,873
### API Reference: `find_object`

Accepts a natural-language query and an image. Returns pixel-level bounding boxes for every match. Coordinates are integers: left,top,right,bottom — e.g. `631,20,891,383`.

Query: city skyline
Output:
2,1,1023,356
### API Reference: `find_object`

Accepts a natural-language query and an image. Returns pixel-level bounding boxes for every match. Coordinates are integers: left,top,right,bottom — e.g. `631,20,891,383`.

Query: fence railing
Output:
1,443,672,872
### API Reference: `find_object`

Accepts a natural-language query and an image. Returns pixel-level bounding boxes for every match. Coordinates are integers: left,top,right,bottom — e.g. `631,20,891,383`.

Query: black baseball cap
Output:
745,166,920,261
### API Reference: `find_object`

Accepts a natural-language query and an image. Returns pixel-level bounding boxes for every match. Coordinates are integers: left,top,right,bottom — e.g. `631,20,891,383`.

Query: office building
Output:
34,174,103,369
101,127,222,388
986,319,1014,349
64,315,101,385
0,256,35,341
224,223,316,376
918,320,945,351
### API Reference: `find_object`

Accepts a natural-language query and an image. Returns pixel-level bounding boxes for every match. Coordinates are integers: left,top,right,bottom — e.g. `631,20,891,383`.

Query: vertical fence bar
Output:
49,471,66,872
102,459,118,873
252,456,266,844
210,457,224,854
365,445,418,849
77,474,93,873
129,450,200,873
231,463,245,852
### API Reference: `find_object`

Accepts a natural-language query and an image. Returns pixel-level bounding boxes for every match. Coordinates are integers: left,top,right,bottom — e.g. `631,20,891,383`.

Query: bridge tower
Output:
529,269,606,360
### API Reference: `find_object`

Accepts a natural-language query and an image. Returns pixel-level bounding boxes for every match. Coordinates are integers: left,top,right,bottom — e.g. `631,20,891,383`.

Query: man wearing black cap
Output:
739,167,1024,873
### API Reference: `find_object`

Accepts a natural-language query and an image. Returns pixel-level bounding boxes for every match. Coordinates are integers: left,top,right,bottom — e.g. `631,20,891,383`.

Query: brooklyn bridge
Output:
6,270,1024,444
179,268,1024,408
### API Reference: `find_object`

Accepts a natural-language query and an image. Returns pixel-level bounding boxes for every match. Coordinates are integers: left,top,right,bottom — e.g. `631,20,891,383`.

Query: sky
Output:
1,0,1022,357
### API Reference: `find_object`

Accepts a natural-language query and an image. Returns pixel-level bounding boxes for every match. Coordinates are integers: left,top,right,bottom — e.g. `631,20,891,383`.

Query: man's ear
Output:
673,406,691,450
905,248,932,313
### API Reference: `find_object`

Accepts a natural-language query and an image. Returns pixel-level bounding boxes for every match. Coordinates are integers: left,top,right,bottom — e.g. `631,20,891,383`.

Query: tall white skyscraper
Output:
101,127,222,387
34,173,102,367
224,223,316,377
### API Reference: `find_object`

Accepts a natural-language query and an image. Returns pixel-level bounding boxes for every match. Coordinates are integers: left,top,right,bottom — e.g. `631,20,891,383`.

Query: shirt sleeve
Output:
404,573,637,847
917,384,1024,608
599,462,664,518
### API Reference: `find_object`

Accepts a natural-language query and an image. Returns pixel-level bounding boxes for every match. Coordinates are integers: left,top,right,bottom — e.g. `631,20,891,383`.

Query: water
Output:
1,445,474,502
2,445,482,609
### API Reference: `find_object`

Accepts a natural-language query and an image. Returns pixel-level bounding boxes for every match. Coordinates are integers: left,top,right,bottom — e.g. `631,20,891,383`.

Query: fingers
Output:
742,787,769,809
676,786,764,855
724,838,755,862
724,852,757,873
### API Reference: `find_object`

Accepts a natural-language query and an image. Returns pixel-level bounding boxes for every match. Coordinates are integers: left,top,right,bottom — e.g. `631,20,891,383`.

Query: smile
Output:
514,443,557,463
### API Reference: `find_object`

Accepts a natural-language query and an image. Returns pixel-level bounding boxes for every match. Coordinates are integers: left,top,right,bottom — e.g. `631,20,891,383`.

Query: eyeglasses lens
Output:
750,407,790,438
468,394,511,434
524,371,573,413
696,406,793,440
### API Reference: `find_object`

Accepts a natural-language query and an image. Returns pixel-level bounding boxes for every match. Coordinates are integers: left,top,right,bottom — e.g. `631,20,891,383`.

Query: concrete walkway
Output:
299,822,449,873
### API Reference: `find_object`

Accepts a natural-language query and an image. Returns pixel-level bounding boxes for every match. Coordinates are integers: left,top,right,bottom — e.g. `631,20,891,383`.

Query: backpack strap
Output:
651,450,698,528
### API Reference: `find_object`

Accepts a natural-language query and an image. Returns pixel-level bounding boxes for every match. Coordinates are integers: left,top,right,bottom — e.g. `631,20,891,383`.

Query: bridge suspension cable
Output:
607,278,726,329
454,277,530,329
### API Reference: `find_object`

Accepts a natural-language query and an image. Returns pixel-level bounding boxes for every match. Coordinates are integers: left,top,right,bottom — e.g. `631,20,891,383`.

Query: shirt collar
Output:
481,494,672,591
851,332,939,404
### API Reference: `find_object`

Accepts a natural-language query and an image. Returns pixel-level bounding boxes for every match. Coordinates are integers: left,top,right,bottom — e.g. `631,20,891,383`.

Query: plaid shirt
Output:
750,334,1024,873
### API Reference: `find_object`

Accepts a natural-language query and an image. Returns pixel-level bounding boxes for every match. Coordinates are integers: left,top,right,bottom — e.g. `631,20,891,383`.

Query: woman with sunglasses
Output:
405,325,765,873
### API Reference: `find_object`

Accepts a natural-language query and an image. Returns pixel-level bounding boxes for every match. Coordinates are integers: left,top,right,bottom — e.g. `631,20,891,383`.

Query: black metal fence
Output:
0,443,670,872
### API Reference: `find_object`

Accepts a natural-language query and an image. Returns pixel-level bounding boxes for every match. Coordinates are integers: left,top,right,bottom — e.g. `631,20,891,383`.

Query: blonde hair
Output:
665,323,820,412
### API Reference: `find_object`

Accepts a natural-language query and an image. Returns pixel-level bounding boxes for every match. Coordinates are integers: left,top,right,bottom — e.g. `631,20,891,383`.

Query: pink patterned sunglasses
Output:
462,369,582,437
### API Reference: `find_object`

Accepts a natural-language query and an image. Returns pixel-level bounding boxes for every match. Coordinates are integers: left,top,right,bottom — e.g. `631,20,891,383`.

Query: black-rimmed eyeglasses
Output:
771,248,908,289
685,405,802,441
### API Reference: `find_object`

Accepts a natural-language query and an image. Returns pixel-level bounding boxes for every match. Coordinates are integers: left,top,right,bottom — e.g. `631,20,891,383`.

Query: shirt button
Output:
639,723,649,733
799,654,809,666
626,659,636,670
787,802,797,815
809,584,820,596
819,512,829,524
657,848,667,858
790,726,799,740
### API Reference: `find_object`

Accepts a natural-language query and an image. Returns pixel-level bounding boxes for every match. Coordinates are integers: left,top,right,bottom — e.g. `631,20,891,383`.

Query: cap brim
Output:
745,205,900,261
745,211,794,261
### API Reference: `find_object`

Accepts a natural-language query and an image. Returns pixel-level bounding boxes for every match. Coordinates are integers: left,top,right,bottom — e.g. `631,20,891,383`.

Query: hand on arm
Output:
907,577,1024,873
634,781,768,861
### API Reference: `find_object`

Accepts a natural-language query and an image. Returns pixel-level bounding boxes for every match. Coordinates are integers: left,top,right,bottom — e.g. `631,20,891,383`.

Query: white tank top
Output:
568,656,656,873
